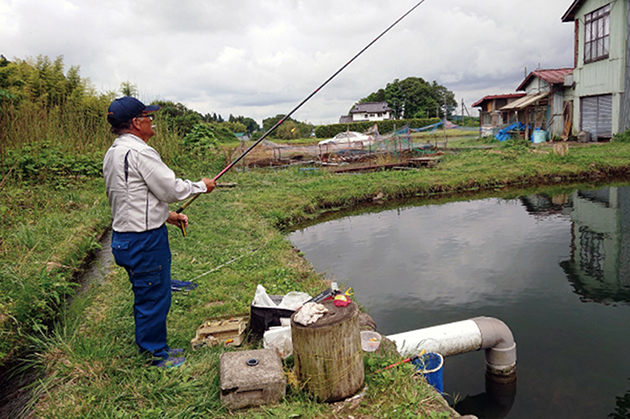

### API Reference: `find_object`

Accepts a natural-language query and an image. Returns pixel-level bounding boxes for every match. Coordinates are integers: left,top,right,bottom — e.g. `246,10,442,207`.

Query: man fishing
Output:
97,0,426,370
103,96,215,368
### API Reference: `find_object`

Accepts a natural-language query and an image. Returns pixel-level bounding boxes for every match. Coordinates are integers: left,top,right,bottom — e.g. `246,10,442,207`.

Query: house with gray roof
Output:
339,102,395,123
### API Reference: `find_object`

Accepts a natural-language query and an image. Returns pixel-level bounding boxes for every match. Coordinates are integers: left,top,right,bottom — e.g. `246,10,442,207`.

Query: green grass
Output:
4,138,630,418
0,176,111,361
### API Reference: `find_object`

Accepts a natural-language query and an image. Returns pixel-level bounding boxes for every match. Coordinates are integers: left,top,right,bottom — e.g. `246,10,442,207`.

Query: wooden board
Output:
191,313,249,350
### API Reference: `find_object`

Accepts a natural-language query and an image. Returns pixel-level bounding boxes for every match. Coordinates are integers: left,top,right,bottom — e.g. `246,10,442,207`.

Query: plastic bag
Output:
251,284,276,307
263,326,293,359
278,291,311,310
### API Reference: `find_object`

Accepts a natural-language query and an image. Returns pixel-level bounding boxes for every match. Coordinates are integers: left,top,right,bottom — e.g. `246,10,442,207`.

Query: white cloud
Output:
0,0,576,124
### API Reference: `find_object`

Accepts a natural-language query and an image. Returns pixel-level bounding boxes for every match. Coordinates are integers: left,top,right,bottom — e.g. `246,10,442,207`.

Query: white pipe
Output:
386,316,516,377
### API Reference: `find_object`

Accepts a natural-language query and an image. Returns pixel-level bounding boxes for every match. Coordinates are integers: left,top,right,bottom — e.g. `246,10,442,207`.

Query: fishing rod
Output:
175,0,428,236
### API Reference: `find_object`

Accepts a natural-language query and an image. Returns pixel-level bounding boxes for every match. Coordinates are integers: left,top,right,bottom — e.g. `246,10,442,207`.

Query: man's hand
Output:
202,178,216,193
167,211,188,229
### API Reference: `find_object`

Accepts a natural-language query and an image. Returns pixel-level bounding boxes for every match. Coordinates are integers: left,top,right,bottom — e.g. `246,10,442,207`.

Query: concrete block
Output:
220,348,286,409
577,131,591,143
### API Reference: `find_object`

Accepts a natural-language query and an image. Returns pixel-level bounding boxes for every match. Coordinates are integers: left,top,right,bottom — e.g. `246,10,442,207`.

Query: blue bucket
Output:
412,352,444,394
532,129,547,143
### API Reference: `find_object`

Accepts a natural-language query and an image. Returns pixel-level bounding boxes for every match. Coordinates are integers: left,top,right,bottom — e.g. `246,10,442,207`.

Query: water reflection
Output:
289,183,630,419
610,382,630,418
453,375,517,419
520,186,630,304
559,187,630,305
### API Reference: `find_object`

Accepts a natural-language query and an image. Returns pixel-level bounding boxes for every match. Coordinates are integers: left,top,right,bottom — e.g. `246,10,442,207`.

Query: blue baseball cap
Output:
107,97,160,126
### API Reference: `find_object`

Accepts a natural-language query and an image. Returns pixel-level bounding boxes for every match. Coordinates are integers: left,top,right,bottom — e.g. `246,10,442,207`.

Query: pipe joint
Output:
472,317,517,377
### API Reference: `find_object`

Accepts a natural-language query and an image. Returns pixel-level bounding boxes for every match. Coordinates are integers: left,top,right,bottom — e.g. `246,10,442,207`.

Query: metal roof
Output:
500,91,549,111
516,68,573,91
472,93,526,108
350,102,393,114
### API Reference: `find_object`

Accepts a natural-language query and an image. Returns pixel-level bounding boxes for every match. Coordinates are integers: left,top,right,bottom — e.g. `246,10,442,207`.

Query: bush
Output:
2,142,103,181
183,124,218,151
613,129,630,143
314,118,441,138
183,123,237,151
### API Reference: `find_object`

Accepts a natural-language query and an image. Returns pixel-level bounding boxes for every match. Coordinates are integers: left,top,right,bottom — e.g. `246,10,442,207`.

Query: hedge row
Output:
314,118,442,138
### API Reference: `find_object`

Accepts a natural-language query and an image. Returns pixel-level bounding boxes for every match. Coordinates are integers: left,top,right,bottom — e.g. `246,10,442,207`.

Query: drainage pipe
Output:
386,316,516,377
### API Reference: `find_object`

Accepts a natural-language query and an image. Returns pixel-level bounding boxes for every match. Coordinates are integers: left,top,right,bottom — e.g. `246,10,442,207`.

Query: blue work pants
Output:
111,224,172,360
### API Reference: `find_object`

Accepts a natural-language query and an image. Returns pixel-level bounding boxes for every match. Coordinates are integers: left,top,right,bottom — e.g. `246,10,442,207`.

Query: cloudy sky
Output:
0,0,575,125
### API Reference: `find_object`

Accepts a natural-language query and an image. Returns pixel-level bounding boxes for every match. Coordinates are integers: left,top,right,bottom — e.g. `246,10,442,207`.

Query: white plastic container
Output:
360,331,382,352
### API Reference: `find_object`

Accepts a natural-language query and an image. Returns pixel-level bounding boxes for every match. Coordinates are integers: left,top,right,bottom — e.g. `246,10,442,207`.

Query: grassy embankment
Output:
4,130,630,418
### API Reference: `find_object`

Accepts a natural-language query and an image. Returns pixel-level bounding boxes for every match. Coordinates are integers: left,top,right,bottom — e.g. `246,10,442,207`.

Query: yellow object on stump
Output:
291,300,364,402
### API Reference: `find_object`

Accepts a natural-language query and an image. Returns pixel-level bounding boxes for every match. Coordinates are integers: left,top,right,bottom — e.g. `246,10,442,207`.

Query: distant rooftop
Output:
472,93,526,108
350,102,393,114
516,68,573,91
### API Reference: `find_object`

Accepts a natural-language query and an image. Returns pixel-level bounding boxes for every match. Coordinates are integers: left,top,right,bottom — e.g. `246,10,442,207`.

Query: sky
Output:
0,0,576,125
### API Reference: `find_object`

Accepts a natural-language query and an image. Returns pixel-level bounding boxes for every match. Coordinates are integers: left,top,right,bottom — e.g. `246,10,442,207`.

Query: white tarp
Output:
318,131,376,148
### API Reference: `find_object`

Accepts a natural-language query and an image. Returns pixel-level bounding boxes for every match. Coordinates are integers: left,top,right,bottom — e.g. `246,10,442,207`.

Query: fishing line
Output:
188,247,259,282
175,0,428,229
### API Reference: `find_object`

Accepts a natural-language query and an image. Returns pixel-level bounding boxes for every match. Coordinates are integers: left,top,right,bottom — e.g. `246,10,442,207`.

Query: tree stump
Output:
291,300,364,402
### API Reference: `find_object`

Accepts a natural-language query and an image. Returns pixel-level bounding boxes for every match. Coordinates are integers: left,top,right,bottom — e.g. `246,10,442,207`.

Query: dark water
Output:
289,184,630,419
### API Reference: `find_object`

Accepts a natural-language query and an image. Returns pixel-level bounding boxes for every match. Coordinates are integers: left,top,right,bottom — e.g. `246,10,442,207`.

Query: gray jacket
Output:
103,133,207,232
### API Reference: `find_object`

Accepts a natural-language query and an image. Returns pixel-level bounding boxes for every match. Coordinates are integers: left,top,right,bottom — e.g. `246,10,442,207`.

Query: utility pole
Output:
443,95,447,149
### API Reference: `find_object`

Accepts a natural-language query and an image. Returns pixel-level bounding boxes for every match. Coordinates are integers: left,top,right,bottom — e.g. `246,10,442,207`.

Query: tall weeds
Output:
0,101,111,158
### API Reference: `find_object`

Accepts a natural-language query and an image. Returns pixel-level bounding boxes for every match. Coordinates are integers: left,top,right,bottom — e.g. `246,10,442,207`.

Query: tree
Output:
228,115,260,134
276,121,300,140
120,81,138,97
153,100,202,136
262,114,313,139
0,55,11,96
430,81,457,118
0,55,104,110
360,77,457,119
217,120,247,133
202,112,224,123
262,114,287,133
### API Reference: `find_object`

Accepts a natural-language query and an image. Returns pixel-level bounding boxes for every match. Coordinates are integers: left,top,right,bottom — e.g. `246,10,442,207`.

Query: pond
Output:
289,183,630,419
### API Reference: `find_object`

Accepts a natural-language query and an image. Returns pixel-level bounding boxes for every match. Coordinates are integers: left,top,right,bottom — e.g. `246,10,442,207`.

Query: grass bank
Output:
4,139,630,418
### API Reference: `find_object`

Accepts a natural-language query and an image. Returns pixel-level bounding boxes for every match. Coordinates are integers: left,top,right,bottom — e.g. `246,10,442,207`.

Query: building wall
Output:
352,111,392,122
524,79,551,95
478,97,525,131
572,0,628,136
522,78,567,137
620,1,630,132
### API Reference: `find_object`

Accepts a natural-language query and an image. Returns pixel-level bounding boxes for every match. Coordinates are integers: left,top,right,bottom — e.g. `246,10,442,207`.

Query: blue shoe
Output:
168,348,184,356
171,280,198,292
154,356,185,368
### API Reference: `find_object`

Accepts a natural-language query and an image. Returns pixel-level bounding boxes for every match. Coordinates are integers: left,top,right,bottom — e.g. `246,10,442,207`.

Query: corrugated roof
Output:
500,91,549,111
516,68,573,91
562,0,584,22
351,102,393,114
472,93,526,108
